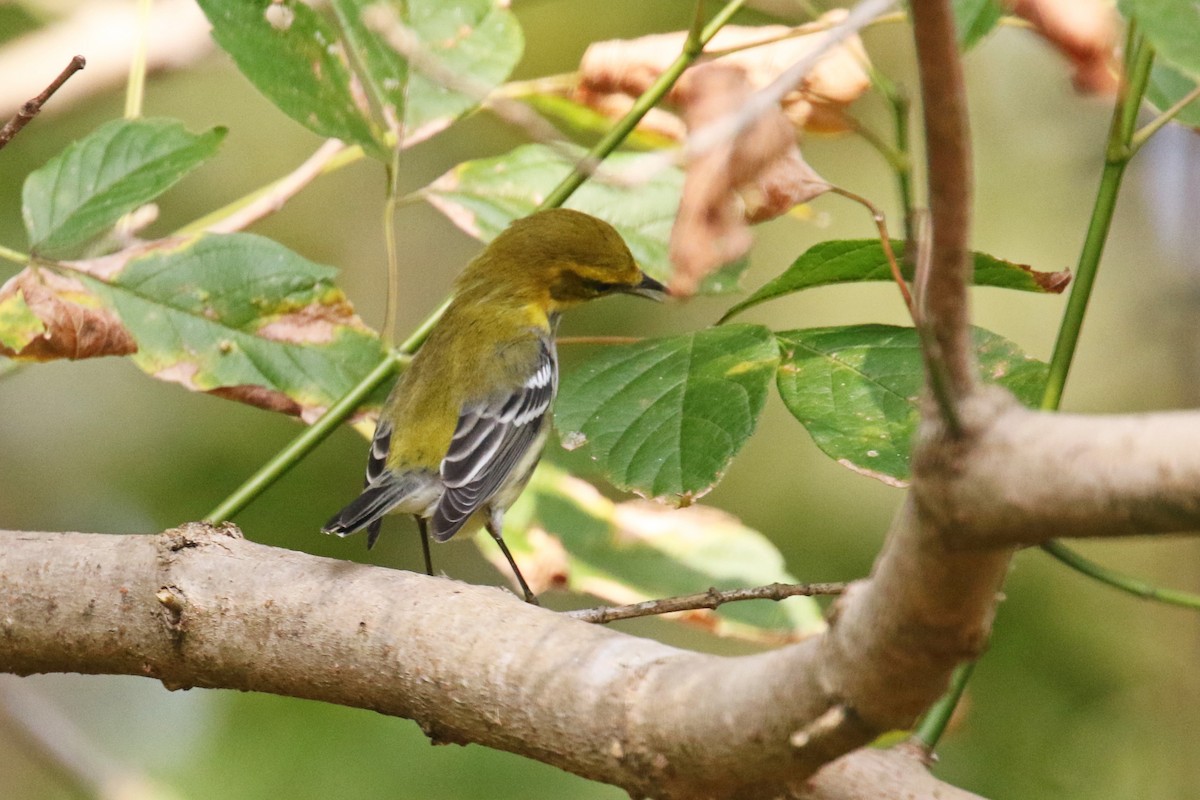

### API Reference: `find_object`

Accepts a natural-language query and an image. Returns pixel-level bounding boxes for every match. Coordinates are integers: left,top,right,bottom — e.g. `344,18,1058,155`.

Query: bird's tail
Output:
322,473,422,546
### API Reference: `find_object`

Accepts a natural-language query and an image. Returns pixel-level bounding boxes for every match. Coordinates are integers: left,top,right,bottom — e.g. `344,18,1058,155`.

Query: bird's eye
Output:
579,277,619,294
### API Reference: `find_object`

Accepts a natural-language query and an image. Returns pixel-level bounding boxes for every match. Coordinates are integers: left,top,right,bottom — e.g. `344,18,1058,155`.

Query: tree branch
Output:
0,56,85,150
911,0,976,404
2,523,991,799
799,743,986,800
916,388,1200,545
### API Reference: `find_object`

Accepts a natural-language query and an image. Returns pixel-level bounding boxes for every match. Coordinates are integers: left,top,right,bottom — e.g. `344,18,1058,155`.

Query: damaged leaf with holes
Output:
196,0,523,157
776,324,1048,485
72,233,387,421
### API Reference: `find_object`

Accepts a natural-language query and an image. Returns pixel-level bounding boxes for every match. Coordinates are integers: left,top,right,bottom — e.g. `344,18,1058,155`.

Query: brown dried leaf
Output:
1006,0,1119,94
577,14,872,135
0,267,136,361
208,384,304,417
668,65,828,296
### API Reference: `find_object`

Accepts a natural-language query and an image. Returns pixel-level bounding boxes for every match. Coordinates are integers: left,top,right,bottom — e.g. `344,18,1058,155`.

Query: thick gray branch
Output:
916,388,1200,545
1,523,988,799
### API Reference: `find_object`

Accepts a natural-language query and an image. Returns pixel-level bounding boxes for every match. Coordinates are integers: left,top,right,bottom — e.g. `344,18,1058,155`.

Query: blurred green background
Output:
3,1,1200,797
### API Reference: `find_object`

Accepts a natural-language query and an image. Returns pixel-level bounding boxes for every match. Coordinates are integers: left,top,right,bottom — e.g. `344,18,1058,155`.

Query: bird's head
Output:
461,209,667,310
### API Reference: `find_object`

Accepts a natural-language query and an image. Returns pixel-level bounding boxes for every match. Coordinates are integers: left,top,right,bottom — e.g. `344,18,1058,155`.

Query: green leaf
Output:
555,324,779,503
82,233,386,420
953,0,1004,48
197,0,522,157
1119,0,1200,80
1146,61,1200,128
197,0,383,154
424,143,746,295
775,325,1047,485
21,118,225,259
720,239,1070,322
391,0,523,142
491,465,825,642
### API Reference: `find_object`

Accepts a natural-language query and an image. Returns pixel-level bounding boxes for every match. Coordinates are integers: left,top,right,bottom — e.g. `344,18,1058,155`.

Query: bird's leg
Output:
416,516,434,577
486,513,538,605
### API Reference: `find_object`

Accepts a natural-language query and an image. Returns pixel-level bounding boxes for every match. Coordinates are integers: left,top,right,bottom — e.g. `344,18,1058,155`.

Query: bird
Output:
322,208,666,603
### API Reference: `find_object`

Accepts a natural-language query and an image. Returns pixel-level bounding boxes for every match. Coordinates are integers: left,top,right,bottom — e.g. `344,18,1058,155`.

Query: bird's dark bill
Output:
628,272,668,300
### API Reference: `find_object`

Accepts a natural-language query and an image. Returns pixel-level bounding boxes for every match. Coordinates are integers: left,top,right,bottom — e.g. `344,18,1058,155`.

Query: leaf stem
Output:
381,135,406,344
865,67,915,244
0,244,29,265
1129,84,1200,156
889,86,915,244
826,185,915,319
124,0,152,119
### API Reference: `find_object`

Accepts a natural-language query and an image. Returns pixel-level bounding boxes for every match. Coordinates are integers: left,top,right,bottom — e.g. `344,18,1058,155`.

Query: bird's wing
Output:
430,337,556,542
361,417,393,548
364,417,393,488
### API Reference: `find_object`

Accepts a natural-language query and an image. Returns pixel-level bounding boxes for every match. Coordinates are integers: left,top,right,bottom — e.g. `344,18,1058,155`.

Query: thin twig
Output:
566,581,846,625
826,185,916,320
0,56,85,151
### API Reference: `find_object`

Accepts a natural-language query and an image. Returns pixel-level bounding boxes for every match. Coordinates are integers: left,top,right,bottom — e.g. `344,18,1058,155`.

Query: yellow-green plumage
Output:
323,209,665,603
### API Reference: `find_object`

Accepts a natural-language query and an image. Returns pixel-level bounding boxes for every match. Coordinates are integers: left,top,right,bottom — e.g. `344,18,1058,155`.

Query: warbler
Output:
323,208,666,603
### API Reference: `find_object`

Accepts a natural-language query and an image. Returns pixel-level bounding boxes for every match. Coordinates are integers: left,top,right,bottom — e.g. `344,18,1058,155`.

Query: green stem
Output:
381,146,404,345
1040,540,1200,609
0,243,29,265
540,0,749,210
124,0,151,119
204,352,407,523
1040,33,1153,412
1036,33,1200,610
1129,84,1200,156
847,116,905,173
890,88,915,244
204,299,444,523
912,661,975,749
204,1,748,523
